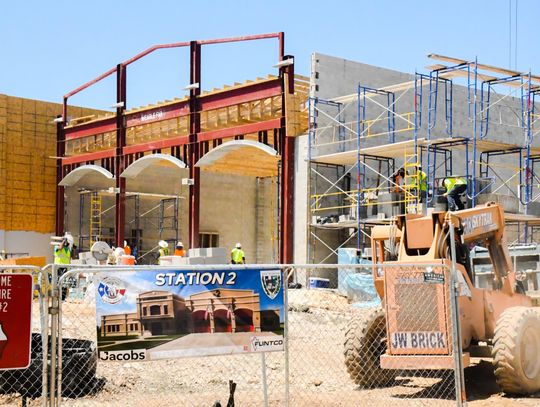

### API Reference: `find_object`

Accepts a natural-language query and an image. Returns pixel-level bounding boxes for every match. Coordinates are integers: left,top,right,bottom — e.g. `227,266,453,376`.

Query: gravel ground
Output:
1,289,539,406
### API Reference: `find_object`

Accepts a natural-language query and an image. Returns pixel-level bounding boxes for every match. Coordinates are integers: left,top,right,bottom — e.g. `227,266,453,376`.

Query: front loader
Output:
344,202,540,394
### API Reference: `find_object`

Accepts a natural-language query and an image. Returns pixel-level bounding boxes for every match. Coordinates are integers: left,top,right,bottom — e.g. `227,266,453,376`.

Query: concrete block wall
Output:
303,53,540,264
65,167,278,264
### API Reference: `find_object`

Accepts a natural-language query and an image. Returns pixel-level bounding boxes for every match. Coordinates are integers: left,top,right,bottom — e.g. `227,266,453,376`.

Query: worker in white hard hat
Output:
113,247,126,265
158,240,169,260
231,243,245,264
123,240,131,256
174,242,186,257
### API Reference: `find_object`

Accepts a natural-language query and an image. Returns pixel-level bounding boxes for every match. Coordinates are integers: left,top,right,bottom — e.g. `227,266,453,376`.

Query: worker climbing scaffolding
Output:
443,176,468,211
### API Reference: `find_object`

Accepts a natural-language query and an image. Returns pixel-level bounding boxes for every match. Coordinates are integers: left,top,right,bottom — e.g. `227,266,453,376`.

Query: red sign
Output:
0,274,33,370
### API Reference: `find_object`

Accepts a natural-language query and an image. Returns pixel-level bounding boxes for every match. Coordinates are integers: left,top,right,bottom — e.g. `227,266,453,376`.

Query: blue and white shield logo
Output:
260,270,282,300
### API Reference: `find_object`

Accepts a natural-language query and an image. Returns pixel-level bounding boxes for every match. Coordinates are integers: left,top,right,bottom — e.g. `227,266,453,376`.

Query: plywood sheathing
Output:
0,94,102,233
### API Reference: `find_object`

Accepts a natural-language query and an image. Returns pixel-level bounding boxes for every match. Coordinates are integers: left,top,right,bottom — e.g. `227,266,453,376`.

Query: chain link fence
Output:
286,264,463,407
0,265,47,407
0,263,465,406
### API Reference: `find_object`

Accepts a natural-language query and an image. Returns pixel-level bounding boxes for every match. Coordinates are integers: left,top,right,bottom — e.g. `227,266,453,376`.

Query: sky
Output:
1,0,539,112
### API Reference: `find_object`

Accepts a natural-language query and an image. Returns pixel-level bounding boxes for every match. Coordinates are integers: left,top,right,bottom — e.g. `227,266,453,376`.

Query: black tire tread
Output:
492,306,540,395
344,307,395,388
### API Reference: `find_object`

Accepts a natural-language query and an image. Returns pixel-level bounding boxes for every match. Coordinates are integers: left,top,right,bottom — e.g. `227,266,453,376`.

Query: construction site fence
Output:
0,262,466,407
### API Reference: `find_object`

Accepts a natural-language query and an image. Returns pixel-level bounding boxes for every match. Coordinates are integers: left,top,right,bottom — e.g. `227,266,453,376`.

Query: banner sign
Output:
95,268,284,362
0,274,33,370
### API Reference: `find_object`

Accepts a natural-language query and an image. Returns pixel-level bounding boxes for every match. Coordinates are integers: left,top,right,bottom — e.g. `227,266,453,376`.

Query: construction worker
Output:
231,243,246,264
174,242,186,257
391,167,406,214
417,166,427,203
54,233,73,300
54,234,73,266
443,176,468,211
123,240,131,256
158,240,169,259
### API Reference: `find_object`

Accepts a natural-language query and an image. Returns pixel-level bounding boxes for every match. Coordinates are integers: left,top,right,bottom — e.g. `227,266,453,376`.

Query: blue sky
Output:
1,1,539,111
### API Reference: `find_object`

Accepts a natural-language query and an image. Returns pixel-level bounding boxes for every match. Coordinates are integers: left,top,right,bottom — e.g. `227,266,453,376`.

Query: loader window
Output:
373,239,387,277
374,240,385,264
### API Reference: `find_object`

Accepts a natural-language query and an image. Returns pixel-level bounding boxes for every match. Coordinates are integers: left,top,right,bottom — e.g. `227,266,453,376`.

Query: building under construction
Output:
300,53,540,271
55,33,308,264
1,33,540,270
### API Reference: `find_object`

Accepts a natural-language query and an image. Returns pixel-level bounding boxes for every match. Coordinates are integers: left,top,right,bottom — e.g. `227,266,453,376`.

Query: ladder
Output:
89,191,102,246
404,152,420,214
159,198,179,242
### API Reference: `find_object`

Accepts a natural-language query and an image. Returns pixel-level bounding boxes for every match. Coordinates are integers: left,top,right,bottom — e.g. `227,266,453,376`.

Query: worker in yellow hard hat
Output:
231,243,245,264
443,176,467,211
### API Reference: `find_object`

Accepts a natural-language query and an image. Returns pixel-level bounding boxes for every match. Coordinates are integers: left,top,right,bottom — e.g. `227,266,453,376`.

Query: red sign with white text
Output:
0,274,32,370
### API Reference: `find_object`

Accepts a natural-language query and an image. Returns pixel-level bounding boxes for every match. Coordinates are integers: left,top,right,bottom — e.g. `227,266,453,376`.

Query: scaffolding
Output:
308,54,540,263
77,190,181,259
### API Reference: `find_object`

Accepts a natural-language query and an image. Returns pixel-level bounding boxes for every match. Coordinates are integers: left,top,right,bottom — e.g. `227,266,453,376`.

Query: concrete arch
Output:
59,164,114,187
196,140,278,168
121,153,187,179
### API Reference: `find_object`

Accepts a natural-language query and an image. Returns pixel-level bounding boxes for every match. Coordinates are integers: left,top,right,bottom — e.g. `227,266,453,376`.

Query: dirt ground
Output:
1,289,539,406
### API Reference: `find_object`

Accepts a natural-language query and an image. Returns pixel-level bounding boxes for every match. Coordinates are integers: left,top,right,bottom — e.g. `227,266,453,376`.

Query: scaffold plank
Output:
312,139,427,165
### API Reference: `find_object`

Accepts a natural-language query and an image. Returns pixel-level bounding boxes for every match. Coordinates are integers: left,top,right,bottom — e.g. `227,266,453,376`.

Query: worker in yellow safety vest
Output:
54,240,71,265
417,166,427,202
158,240,169,259
54,233,73,300
406,166,428,203
443,176,467,211
231,243,246,264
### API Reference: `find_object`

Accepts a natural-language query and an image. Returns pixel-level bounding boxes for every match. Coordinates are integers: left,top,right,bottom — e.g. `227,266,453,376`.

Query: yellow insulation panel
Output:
0,94,101,233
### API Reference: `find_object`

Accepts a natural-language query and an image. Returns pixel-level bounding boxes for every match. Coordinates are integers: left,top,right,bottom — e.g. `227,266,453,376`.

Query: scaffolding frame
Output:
308,54,540,263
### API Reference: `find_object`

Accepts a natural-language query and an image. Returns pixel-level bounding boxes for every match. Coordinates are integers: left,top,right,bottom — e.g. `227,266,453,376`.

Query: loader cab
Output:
370,224,401,299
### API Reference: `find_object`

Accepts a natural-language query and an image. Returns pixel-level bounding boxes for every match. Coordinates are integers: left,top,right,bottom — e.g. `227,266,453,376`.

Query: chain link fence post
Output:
449,224,467,407
0,265,47,407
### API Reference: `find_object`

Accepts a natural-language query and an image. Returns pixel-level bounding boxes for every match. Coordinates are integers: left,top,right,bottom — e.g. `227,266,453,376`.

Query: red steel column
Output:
188,41,201,249
55,101,67,236
115,64,127,246
279,44,295,263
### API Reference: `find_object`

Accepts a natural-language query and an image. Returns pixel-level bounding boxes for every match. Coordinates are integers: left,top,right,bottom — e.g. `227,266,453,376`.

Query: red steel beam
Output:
64,67,117,100
65,78,278,141
279,40,295,265
123,135,190,155
198,119,281,143
63,33,282,101
189,41,202,250
121,41,190,67
115,64,127,247
65,117,117,140
62,148,116,165
125,100,190,127
199,79,281,111
55,117,66,236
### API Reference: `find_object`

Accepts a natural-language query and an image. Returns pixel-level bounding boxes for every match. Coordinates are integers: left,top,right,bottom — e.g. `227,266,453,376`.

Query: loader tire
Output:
344,307,396,388
492,306,540,395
